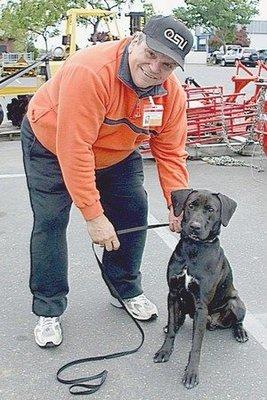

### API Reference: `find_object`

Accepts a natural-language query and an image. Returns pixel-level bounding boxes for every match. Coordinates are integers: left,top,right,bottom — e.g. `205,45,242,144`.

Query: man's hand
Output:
86,214,120,251
168,205,183,233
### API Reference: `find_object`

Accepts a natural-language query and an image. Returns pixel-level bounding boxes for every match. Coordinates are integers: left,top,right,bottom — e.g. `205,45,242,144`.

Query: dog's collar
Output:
183,234,218,244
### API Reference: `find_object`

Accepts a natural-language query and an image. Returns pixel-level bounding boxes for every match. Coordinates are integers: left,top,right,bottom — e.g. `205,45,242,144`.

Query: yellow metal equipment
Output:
0,52,35,76
0,85,38,97
49,8,125,75
64,8,125,55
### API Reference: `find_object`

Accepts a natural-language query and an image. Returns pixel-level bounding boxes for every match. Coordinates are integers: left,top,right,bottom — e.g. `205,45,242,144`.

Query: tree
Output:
234,26,250,47
172,0,259,49
0,0,78,53
0,0,132,54
142,2,155,20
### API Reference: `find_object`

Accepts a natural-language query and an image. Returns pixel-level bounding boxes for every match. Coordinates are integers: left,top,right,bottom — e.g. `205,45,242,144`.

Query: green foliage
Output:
0,0,131,53
143,2,155,20
87,1,132,11
0,0,74,51
173,0,259,46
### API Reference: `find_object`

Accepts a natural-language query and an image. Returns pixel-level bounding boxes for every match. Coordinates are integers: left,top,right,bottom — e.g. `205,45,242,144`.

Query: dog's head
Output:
171,189,237,241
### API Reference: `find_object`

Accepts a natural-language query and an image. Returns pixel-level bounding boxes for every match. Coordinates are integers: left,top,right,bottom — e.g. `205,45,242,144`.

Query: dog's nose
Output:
189,221,201,232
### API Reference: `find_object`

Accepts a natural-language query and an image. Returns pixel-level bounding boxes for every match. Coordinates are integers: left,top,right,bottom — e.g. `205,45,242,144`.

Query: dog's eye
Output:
188,203,194,209
208,207,214,213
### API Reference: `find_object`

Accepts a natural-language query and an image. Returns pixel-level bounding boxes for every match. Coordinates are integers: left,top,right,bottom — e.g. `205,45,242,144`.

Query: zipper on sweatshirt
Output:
130,98,142,119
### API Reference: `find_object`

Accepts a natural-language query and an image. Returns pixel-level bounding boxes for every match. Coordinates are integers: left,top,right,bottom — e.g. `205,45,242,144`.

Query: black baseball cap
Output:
143,15,193,70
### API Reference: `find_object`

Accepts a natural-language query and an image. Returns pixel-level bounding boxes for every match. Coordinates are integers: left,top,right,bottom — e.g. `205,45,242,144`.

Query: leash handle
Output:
56,222,168,395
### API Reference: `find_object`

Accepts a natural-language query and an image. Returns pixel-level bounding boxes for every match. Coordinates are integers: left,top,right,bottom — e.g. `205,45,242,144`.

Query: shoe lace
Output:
39,317,59,334
125,294,150,307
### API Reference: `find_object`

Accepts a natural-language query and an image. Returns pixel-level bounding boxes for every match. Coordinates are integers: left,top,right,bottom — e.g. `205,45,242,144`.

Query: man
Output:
20,15,193,347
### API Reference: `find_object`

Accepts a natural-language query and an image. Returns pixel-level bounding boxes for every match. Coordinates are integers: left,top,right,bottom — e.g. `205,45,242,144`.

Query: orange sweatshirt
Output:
27,38,189,220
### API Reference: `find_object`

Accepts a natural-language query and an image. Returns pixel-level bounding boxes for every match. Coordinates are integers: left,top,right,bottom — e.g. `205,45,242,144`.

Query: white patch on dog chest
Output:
182,268,197,290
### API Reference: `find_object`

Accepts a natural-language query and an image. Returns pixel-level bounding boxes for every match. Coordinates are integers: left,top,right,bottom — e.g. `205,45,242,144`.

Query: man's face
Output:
128,36,179,89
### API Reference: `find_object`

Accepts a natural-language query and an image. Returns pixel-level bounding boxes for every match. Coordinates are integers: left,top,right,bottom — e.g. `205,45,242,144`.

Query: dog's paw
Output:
206,322,217,331
153,349,171,363
233,326,249,343
182,367,199,389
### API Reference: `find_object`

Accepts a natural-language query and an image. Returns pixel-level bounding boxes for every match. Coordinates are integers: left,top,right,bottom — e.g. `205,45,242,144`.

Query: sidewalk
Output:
0,140,266,400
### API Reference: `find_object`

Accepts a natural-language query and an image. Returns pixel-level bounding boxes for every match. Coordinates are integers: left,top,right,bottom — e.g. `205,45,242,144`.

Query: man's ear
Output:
171,189,193,216
129,31,141,51
216,193,237,226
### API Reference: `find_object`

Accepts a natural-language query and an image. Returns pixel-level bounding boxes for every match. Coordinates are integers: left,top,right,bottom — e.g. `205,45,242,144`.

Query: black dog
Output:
154,189,248,389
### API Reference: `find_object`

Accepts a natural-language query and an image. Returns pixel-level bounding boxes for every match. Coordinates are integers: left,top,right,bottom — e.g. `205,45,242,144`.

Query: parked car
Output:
209,45,241,64
257,49,267,63
220,47,258,67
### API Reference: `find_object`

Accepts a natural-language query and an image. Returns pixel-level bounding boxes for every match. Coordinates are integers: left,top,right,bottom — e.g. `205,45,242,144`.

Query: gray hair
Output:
133,31,146,43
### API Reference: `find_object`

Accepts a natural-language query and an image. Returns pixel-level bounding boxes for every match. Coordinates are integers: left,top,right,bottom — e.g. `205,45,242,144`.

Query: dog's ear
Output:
216,193,237,226
171,189,193,216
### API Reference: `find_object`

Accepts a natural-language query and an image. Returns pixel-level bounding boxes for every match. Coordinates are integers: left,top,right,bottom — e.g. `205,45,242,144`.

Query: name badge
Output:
142,97,163,127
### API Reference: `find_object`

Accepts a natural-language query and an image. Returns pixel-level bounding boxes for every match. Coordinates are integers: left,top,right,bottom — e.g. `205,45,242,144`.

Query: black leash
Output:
56,222,169,396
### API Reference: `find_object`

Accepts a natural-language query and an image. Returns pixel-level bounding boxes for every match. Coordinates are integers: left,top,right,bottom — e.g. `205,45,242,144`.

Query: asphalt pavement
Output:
0,138,266,400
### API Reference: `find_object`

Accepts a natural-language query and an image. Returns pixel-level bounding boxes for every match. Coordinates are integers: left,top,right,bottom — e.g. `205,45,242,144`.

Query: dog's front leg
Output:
154,273,185,363
154,289,179,363
183,285,208,389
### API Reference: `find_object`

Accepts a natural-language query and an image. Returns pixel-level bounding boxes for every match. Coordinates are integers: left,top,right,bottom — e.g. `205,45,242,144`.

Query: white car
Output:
220,47,258,67
210,45,241,64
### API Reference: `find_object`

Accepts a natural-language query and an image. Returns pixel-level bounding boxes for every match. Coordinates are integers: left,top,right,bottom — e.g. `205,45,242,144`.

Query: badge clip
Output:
142,96,163,127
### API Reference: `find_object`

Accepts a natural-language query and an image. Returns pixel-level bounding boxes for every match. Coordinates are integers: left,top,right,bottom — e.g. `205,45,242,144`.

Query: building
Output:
247,20,267,49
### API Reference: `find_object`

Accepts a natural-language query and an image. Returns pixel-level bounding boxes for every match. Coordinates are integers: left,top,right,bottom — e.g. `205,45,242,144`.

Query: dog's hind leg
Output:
232,322,248,343
215,296,248,342
229,297,248,343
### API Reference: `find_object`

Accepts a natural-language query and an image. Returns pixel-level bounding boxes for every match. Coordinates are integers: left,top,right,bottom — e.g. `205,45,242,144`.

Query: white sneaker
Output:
110,294,158,321
34,317,63,347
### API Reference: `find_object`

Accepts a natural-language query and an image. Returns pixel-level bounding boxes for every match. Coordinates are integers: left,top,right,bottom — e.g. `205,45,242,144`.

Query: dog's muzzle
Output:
188,221,203,239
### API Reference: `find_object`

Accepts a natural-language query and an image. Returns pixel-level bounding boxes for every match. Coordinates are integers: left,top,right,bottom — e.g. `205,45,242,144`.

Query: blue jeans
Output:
21,116,148,317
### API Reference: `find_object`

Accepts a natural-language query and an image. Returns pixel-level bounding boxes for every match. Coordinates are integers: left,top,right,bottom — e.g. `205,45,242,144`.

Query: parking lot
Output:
0,64,267,399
